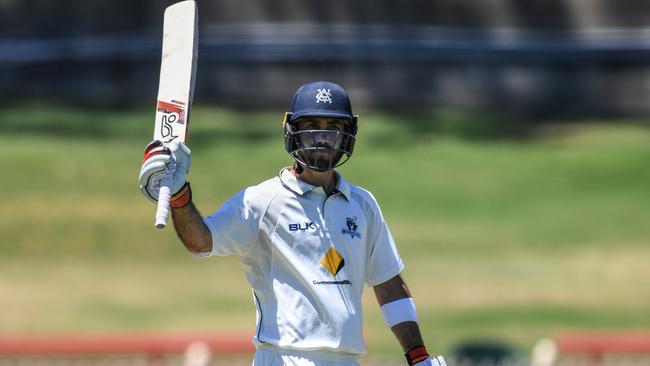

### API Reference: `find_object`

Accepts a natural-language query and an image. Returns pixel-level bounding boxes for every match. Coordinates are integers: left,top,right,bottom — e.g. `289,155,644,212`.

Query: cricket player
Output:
139,81,446,366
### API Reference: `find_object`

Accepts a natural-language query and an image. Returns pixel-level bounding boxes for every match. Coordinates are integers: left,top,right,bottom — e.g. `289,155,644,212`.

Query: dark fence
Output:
1,1,649,115
2,0,648,35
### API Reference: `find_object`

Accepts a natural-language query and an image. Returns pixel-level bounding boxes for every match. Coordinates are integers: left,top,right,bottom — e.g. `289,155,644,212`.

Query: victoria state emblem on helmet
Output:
342,216,361,239
315,88,333,104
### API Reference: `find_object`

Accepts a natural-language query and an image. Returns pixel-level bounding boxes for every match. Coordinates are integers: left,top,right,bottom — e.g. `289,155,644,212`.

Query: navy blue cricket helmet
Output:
283,81,358,171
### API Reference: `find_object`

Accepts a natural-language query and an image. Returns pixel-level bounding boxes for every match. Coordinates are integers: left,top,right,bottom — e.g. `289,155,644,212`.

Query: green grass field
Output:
1,103,649,360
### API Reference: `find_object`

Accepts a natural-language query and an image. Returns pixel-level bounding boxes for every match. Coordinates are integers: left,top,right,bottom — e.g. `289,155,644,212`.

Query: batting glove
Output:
139,140,191,203
414,356,446,366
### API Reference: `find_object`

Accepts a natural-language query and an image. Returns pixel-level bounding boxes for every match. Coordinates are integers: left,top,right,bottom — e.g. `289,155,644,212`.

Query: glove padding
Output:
139,140,191,203
415,356,446,366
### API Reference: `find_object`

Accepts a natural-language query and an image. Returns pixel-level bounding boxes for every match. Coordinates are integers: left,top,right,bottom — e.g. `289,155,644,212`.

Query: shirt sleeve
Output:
364,193,405,287
203,188,260,257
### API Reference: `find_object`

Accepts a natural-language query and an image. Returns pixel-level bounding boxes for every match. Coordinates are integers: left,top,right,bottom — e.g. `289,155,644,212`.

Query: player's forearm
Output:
171,202,212,255
391,321,426,352
374,275,424,351
374,275,445,365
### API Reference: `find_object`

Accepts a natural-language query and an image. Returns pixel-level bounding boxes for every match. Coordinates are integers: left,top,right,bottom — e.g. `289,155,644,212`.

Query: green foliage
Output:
1,103,649,356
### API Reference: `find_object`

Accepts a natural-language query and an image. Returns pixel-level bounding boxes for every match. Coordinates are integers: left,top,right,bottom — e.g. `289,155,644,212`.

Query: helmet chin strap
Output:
294,161,329,174
294,161,304,174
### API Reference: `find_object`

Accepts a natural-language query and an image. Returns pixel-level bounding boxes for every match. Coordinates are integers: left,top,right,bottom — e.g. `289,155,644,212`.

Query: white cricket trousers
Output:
252,346,360,366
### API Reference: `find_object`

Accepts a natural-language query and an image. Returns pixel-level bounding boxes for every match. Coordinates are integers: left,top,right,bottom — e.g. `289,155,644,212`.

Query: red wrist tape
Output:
142,141,168,163
170,182,192,208
405,345,430,366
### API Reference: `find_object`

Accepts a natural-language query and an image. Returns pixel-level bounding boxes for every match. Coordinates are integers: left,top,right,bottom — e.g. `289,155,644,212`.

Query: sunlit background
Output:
1,1,649,365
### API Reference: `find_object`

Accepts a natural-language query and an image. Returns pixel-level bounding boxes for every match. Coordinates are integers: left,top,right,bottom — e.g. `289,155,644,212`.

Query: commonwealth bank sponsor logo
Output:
320,246,345,276
313,279,351,285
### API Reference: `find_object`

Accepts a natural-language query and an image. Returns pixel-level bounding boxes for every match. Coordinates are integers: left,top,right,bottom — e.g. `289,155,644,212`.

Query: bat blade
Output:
153,0,198,229
154,0,198,144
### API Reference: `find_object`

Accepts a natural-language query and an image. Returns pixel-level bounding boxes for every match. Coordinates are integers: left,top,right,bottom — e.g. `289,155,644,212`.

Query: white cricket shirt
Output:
202,168,404,356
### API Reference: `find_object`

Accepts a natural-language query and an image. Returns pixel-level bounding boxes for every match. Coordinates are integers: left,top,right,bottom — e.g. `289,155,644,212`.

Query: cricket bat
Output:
153,0,198,229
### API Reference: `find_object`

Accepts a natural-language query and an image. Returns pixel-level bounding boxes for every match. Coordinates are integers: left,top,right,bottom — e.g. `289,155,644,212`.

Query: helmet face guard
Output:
283,81,358,171
284,126,356,171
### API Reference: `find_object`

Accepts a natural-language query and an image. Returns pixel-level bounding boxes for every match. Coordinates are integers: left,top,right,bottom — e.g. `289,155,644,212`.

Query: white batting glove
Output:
139,140,191,203
414,356,447,366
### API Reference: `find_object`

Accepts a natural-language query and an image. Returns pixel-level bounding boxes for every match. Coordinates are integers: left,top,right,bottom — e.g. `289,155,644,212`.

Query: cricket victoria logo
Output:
342,216,361,239
315,88,333,104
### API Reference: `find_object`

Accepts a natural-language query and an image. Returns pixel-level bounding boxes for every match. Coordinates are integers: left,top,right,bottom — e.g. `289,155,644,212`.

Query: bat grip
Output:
155,176,173,229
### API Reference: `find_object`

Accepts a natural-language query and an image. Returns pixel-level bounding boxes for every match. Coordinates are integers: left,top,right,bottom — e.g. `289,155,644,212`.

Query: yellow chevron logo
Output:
320,247,345,276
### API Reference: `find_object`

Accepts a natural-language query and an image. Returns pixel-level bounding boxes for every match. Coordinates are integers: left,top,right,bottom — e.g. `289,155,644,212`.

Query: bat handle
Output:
155,176,173,229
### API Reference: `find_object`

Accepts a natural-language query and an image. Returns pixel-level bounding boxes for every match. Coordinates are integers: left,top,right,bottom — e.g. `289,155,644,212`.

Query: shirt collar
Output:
279,167,351,201
335,172,352,201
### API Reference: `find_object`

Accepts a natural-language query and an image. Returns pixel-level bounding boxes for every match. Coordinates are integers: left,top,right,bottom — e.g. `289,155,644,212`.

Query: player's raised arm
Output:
373,275,447,366
171,201,212,255
139,140,212,255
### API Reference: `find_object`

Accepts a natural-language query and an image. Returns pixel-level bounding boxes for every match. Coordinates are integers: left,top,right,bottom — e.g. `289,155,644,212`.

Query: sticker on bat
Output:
157,100,187,143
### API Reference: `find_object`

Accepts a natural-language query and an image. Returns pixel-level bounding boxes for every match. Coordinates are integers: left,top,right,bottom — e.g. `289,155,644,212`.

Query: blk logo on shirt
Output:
289,222,316,232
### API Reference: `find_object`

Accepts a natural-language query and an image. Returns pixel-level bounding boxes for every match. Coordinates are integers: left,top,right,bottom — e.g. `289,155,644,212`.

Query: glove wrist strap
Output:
170,182,192,209
405,345,430,366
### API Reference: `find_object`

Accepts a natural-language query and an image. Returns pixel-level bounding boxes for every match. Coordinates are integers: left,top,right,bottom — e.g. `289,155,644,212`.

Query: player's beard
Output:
297,145,343,171
291,129,352,171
